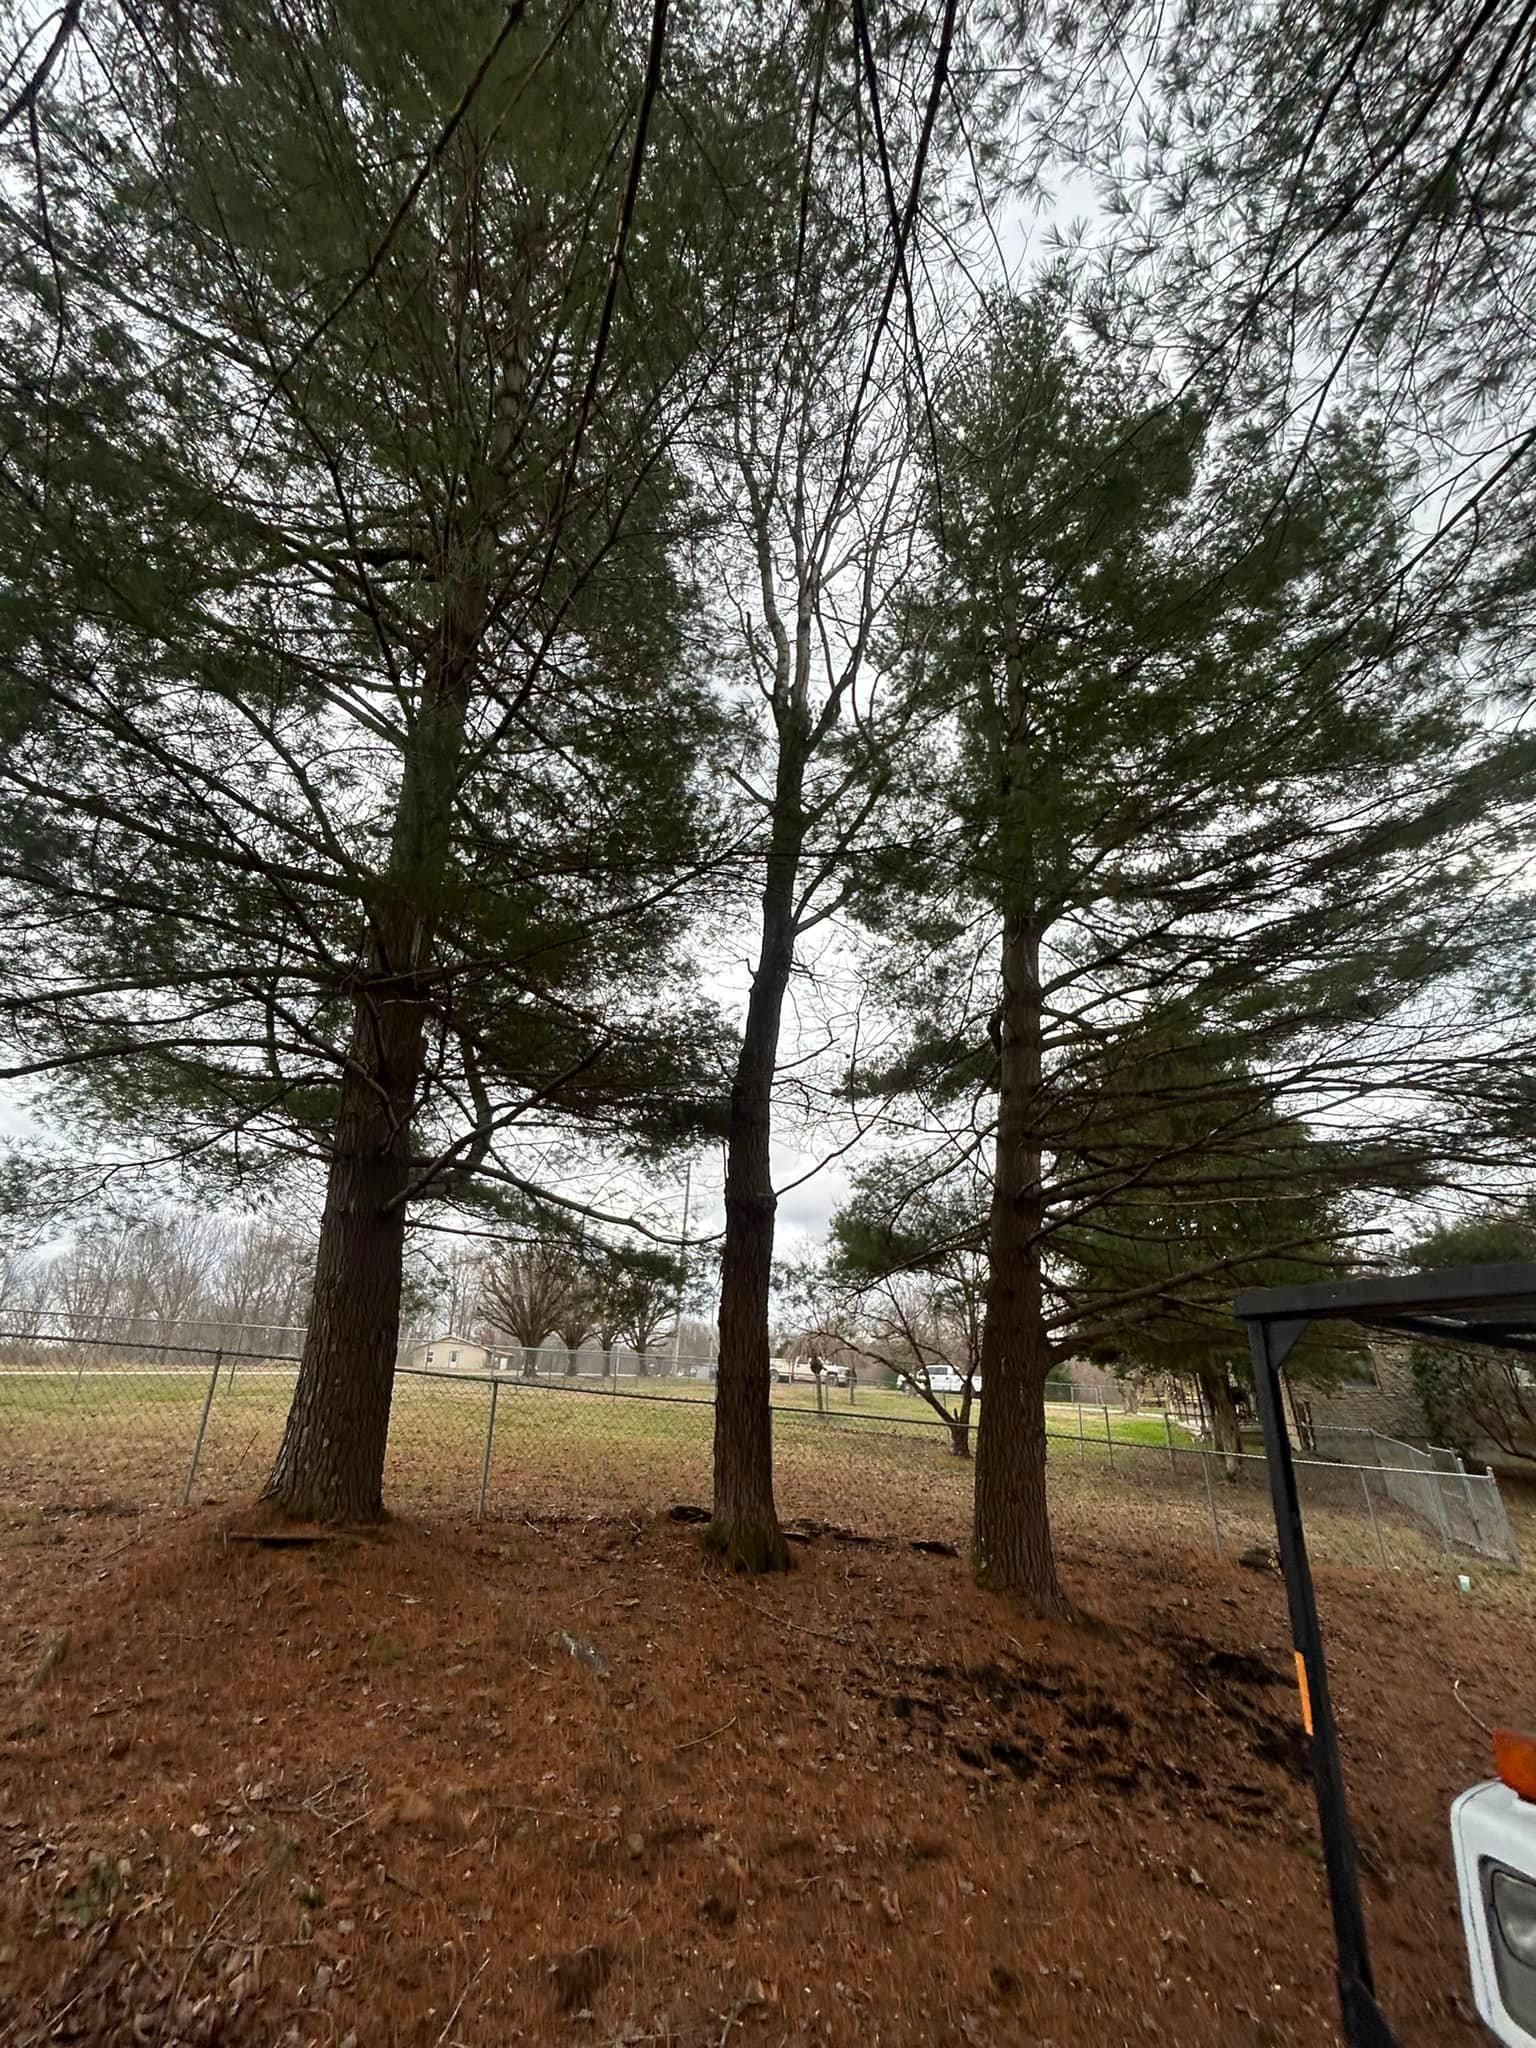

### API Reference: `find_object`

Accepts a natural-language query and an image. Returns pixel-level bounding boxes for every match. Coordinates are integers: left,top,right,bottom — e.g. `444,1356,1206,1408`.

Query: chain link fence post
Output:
1200,1446,1221,1555
476,1375,500,1521
183,1349,222,1506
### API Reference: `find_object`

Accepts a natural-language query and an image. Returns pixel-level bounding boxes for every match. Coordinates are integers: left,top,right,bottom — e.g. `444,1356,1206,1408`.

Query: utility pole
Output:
671,1160,691,1373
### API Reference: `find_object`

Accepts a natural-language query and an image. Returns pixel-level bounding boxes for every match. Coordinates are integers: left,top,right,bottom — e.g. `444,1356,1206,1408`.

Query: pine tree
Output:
0,0,731,1518
1061,1046,1374,1478
869,280,1536,1613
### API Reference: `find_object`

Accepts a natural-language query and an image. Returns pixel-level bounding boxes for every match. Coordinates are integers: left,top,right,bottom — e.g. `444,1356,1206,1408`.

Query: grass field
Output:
1,1356,1517,1592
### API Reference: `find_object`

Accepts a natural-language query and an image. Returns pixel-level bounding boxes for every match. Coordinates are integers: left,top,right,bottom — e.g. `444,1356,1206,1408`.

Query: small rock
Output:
878,1884,902,1926
625,1832,645,1858
549,1630,611,1678
313,1964,334,1997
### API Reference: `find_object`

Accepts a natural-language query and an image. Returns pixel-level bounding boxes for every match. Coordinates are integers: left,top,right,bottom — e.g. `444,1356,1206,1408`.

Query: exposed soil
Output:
0,1501,1525,2047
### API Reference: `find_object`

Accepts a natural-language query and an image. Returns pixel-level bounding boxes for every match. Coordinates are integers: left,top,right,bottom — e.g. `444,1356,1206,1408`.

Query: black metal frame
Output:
1235,1261,1536,2048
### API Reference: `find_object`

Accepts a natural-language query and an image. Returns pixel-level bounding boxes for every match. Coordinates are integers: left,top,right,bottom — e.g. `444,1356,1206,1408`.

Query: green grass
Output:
0,1361,1507,1594
0,1368,296,1416
0,1366,1196,1454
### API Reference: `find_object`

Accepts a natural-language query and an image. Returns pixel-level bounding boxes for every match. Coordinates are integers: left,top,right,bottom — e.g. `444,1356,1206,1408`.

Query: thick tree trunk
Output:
522,1342,539,1380
708,765,803,1573
1199,1366,1243,1481
262,989,424,1522
565,1345,579,1376
972,913,1071,1616
262,543,484,1523
636,1343,648,1378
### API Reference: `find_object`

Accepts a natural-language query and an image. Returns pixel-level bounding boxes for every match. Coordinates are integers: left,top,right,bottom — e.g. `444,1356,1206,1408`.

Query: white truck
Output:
1454,1731,1536,2045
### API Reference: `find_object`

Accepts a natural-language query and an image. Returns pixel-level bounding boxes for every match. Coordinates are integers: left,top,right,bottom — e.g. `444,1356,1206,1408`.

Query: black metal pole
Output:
1245,1316,1401,2048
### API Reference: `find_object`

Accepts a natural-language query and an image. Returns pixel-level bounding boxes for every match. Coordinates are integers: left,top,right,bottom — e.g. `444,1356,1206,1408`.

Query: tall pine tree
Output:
0,0,732,1517
869,281,1536,1612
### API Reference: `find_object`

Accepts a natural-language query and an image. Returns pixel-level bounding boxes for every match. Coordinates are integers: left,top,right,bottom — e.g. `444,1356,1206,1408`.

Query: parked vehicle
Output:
771,1356,852,1387
1453,1731,1536,2045
914,1365,968,1397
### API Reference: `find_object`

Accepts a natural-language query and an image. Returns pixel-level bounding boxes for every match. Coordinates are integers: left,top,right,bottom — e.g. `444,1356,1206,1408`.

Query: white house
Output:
405,1331,498,1373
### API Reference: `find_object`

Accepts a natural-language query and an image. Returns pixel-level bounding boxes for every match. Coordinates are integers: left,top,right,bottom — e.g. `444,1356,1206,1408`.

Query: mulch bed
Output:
0,1501,1523,2046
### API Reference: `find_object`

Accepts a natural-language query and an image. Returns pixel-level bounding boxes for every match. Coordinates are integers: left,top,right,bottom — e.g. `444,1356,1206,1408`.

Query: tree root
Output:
703,1516,793,1574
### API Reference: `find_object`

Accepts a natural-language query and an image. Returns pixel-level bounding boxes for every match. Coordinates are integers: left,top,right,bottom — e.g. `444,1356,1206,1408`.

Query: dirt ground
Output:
0,1500,1527,2048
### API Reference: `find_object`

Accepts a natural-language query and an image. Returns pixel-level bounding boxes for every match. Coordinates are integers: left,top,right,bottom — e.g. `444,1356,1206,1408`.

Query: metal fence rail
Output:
0,1329,1520,1573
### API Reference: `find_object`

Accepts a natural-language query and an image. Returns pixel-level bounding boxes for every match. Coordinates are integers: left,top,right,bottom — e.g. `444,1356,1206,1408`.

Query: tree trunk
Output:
261,543,484,1523
972,912,1071,1616
635,1343,648,1378
708,750,804,1574
522,1342,539,1381
565,1345,579,1376
1199,1366,1243,1481
261,968,425,1521
950,1381,975,1459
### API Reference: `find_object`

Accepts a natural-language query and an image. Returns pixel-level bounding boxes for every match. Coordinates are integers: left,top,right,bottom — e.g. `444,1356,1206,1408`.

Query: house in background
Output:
1290,1341,1429,1447
404,1331,498,1374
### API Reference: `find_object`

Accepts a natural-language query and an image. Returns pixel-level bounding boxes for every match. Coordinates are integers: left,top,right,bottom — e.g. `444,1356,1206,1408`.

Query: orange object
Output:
1294,1650,1314,1737
1493,1728,1536,1802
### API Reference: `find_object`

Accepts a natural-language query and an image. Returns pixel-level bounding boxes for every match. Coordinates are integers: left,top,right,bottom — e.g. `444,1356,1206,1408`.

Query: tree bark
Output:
565,1345,580,1376
262,544,484,1522
1198,1366,1243,1481
949,1380,975,1459
972,912,1071,1615
708,749,803,1574
522,1342,540,1380
261,1043,417,1520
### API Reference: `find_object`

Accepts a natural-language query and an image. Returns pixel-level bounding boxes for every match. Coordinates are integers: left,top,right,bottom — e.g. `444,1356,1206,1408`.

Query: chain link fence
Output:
1307,1421,1520,1562
0,1328,1519,1573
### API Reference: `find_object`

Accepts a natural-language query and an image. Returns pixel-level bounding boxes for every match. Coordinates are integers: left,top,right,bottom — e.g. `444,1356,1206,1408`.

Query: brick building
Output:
1288,1342,1430,1447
